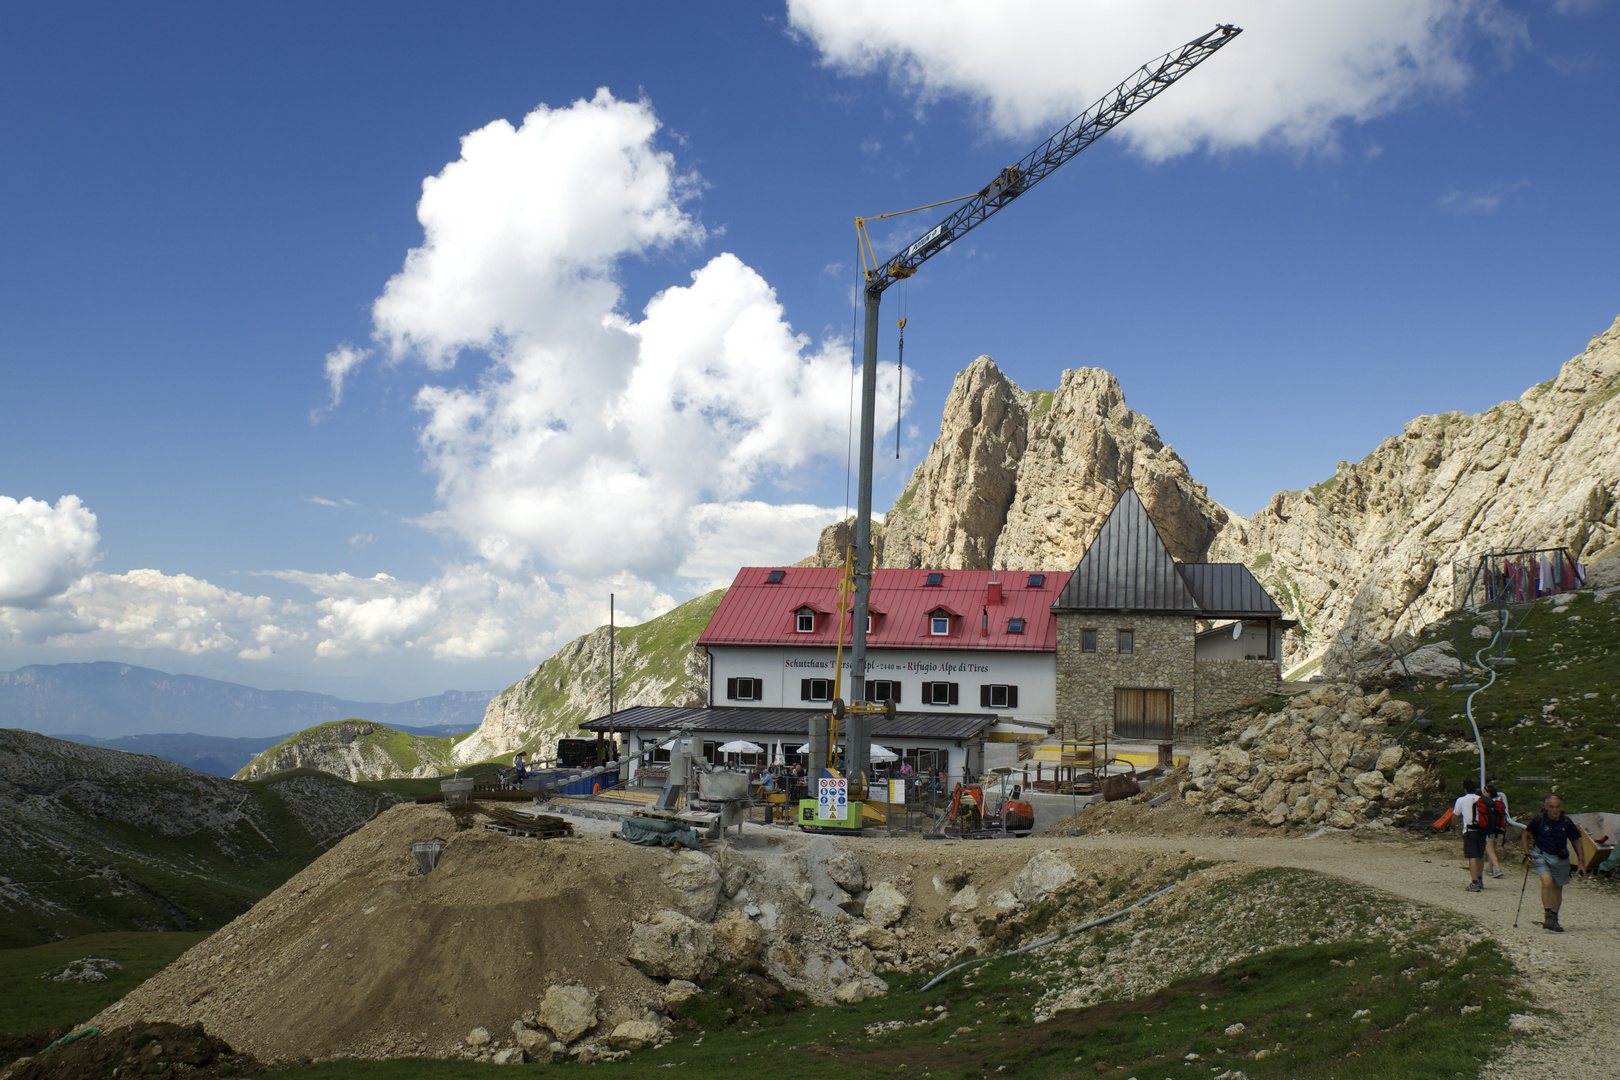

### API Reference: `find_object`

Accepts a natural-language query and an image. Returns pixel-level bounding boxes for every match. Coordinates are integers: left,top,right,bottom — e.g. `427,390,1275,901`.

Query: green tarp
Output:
621,816,699,849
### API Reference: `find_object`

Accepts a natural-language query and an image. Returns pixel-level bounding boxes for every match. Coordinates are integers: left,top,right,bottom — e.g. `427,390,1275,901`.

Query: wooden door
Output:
1114,688,1174,740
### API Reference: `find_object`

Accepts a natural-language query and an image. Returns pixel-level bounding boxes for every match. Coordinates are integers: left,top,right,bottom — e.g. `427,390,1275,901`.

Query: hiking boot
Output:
1544,916,1564,933
1487,868,1504,878
1466,880,1483,892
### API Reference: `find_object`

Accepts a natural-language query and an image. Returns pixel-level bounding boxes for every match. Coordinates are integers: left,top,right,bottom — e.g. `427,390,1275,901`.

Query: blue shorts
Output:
1533,851,1571,887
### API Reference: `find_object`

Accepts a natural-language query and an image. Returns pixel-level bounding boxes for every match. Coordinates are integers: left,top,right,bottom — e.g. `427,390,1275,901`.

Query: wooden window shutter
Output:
800,679,810,701
980,685,991,707
727,677,738,700
948,682,959,705
1007,685,1018,708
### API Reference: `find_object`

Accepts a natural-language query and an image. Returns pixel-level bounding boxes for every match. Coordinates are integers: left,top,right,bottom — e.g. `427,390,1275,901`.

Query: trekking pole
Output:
1512,857,1532,929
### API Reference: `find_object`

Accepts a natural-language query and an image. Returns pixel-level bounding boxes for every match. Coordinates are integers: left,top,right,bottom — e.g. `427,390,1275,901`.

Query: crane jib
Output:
866,23,1241,295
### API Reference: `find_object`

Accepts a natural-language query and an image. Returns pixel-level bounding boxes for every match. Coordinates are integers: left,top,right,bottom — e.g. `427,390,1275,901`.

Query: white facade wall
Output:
1194,622,1274,661
708,645,1057,724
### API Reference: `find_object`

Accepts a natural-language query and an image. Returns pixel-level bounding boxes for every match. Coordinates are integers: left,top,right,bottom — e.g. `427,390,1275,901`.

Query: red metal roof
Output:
699,567,1071,652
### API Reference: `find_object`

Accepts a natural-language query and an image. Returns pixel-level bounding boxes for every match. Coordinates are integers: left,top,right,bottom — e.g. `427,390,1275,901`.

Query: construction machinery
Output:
831,25,1242,789
946,768,1036,838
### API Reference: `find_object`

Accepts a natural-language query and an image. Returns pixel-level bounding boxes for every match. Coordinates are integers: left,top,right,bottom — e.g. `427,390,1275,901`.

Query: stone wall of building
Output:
1055,612,1195,739
1192,658,1281,719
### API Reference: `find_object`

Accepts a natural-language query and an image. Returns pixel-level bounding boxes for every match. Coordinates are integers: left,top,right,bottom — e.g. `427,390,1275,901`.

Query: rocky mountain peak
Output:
876,355,1232,573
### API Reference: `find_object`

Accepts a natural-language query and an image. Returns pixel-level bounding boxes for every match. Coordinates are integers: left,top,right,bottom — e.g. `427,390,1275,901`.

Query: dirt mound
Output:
90,802,1206,1064
2,1022,262,1080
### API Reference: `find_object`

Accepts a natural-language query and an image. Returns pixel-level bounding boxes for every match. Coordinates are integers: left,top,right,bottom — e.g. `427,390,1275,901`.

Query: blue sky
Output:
1,1,1616,703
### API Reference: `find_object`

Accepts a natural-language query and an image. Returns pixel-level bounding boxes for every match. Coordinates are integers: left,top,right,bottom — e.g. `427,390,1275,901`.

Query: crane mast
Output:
832,24,1241,790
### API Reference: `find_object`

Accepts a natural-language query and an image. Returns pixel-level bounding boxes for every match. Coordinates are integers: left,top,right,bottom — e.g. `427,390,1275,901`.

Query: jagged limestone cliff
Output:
880,357,1237,571
1210,312,1620,674
837,314,1620,675
466,589,724,760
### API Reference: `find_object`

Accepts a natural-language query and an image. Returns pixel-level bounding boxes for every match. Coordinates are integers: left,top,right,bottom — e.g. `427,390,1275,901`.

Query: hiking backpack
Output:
1476,796,1504,832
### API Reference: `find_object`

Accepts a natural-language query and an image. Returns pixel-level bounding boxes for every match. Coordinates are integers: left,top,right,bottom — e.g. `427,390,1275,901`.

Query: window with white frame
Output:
866,680,900,703
796,608,816,633
921,681,958,705
979,684,1018,708
929,610,951,636
726,677,763,701
800,678,832,701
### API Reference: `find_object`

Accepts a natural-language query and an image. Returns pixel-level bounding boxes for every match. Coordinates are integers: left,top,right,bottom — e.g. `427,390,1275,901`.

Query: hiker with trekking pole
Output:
1520,795,1589,933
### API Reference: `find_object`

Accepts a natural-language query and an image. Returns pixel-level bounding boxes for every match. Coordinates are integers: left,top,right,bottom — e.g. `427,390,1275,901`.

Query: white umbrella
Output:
718,739,764,755
870,744,899,762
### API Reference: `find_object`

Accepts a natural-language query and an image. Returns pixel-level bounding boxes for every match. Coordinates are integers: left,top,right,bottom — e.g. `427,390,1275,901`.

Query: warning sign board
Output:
818,777,848,820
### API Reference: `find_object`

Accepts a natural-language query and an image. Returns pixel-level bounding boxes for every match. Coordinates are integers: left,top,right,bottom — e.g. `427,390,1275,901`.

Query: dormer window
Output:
795,608,816,633
924,572,944,586
930,610,951,636
765,570,785,583
1007,617,1026,634
1026,574,1045,588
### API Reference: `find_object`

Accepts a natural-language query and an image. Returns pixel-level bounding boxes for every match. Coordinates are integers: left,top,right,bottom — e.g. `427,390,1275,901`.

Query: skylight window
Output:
1007,618,1026,634
765,570,785,583
1026,573,1045,588
925,572,944,586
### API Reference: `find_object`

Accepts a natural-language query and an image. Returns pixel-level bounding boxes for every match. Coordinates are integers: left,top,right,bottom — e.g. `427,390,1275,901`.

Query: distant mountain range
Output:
0,661,493,743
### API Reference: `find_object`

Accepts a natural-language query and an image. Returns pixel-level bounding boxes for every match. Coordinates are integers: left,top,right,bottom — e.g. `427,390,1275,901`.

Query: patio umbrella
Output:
717,740,764,755
870,744,899,762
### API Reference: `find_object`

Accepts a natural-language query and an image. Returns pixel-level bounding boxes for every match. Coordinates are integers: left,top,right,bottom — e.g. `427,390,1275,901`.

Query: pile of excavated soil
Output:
87,802,1207,1064
2,1021,262,1080
1042,773,1278,839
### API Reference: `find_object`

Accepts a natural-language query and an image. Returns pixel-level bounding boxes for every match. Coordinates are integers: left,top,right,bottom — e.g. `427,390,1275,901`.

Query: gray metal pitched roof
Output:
1052,486,1200,612
1176,563,1282,617
582,705,994,742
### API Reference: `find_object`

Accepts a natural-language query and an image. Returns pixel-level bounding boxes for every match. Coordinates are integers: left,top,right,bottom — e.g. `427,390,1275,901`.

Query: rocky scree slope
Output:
465,590,722,760
0,729,405,948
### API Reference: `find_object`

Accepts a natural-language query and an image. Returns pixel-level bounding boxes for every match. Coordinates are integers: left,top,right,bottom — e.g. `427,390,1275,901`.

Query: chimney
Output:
986,578,1002,606
981,607,989,637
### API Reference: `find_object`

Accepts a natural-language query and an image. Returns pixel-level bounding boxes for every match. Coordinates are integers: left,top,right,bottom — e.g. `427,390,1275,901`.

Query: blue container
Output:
532,768,599,796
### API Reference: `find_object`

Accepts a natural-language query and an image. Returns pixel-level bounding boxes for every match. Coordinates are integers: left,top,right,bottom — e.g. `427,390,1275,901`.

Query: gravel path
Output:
1071,830,1620,1079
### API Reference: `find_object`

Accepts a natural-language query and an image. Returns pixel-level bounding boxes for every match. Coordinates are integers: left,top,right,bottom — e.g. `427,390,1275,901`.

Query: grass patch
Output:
1026,389,1056,420
1396,588,1620,811
0,931,207,1035
892,479,922,515
260,938,1516,1080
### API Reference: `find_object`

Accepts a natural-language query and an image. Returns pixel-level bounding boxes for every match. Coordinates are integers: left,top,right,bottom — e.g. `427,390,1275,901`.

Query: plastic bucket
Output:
412,838,447,874
440,777,476,807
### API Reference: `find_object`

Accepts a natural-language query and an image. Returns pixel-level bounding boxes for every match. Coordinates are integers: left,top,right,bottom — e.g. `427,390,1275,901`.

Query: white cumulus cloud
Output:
787,0,1522,158
371,88,904,584
0,495,103,609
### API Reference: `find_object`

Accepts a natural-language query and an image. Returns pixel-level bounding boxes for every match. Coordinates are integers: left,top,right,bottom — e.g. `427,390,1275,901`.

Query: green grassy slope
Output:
1396,586,1620,813
236,720,459,781
0,730,405,948
0,931,210,1036
498,589,726,755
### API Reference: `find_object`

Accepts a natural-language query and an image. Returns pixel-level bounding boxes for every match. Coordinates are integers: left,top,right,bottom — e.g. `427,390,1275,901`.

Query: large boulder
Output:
628,910,719,982
825,849,865,893
864,882,910,928
538,985,599,1044
715,910,763,961
1375,745,1405,774
609,1020,663,1051
661,853,722,921
1013,850,1077,904
1391,762,1429,798
515,1028,553,1063
1352,771,1387,801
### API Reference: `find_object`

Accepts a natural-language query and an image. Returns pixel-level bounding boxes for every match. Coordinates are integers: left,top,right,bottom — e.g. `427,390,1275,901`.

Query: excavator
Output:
948,767,1035,838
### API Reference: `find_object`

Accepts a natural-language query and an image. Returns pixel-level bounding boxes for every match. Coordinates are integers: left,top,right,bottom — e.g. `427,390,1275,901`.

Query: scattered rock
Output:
537,985,599,1044
1013,850,1077,903
715,910,763,961
627,910,719,982
609,1020,662,1051
466,1027,491,1047
661,979,701,1010
661,853,722,921
515,1028,552,1062
948,884,980,912
864,882,910,928
825,849,865,893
